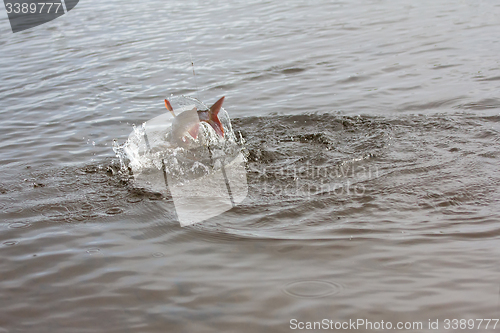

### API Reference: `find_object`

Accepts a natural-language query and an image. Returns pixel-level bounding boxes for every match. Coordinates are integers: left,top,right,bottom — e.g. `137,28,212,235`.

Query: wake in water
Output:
3,112,499,238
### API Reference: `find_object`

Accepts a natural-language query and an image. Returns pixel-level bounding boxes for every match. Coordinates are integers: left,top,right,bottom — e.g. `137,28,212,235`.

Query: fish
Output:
117,94,248,227
165,96,225,147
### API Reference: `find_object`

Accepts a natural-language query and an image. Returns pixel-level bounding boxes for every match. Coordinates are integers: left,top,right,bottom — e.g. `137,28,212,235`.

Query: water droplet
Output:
283,280,343,299
86,248,100,254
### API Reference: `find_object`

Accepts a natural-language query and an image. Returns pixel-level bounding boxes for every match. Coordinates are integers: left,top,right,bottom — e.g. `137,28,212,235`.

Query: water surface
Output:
1,0,500,331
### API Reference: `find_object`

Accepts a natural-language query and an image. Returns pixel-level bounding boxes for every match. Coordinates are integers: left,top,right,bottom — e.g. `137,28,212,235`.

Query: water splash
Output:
113,96,246,193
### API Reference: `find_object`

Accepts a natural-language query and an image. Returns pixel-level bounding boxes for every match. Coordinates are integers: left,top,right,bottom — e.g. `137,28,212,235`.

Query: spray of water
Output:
113,96,246,193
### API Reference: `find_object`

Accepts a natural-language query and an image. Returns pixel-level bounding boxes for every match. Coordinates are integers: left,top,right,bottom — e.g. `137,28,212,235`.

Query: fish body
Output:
170,107,200,147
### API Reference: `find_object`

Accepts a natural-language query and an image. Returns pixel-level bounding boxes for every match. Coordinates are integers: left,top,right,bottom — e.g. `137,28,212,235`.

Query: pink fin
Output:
208,96,225,137
209,96,225,117
188,123,200,140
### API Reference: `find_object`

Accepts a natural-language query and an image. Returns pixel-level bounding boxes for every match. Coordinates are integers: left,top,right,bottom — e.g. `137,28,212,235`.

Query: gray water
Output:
2,0,500,332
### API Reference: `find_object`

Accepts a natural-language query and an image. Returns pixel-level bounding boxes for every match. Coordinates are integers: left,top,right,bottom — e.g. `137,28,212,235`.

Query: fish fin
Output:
208,96,225,137
164,99,175,117
188,123,200,140
209,96,225,117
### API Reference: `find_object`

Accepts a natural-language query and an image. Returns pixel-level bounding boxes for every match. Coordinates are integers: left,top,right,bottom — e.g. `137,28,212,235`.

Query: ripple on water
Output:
92,175,109,184
81,212,100,220
283,280,344,299
126,196,143,203
8,222,31,229
80,203,94,211
58,180,80,193
3,206,24,214
105,207,123,215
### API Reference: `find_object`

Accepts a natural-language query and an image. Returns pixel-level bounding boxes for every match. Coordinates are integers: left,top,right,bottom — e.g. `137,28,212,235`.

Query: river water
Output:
1,0,500,332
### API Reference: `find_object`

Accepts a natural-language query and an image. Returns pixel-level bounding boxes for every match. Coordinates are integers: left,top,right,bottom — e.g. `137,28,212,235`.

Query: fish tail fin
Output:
208,96,225,137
